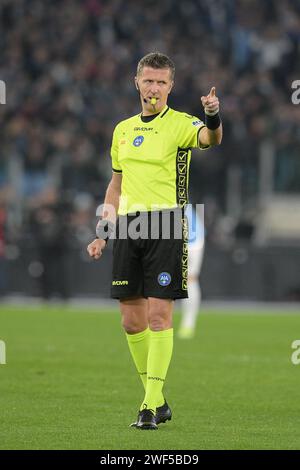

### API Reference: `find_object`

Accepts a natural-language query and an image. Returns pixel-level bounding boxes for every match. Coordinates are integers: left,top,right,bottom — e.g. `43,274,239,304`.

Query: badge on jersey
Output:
133,135,144,147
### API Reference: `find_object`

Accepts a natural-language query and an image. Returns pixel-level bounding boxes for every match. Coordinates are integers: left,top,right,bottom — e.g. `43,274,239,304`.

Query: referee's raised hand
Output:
201,87,219,116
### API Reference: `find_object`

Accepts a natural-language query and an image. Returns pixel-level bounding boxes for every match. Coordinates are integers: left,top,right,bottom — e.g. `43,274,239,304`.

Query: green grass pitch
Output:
0,304,299,450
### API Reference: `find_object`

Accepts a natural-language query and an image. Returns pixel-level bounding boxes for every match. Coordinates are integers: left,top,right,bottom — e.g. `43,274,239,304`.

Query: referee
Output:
87,52,222,430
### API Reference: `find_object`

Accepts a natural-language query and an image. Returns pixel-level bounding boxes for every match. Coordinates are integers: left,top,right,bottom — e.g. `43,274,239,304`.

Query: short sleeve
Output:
176,114,207,149
110,125,122,173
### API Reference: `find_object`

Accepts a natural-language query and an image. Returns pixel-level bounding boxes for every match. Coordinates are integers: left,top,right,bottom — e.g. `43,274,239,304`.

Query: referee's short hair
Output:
137,52,175,81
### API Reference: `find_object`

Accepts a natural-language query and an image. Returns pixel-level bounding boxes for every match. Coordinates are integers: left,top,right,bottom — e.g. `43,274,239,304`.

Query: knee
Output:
148,307,172,331
121,317,138,334
121,314,146,334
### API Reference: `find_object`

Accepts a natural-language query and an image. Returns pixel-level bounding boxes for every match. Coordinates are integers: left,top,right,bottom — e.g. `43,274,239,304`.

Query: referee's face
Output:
135,67,173,115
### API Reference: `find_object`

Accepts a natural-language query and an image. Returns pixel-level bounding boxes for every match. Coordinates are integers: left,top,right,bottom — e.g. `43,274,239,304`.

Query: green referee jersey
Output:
111,105,209,215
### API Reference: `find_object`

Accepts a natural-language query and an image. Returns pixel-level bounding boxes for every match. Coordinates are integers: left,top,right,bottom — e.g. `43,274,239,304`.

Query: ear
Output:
168,81,174,94
134,76,139,91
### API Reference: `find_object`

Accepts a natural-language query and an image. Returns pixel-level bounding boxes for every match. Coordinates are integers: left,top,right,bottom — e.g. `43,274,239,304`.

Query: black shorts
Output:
110,209,188,300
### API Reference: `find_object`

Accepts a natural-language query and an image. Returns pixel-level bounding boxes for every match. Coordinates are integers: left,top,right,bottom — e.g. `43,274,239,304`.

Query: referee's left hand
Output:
201,87,219,115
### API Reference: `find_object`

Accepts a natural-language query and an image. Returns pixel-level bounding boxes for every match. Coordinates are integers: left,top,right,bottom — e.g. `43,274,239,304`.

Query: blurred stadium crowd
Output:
0,0,299,298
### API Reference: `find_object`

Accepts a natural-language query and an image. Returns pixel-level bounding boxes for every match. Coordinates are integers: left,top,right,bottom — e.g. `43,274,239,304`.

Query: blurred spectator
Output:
0,201,7,297
29,188,71,300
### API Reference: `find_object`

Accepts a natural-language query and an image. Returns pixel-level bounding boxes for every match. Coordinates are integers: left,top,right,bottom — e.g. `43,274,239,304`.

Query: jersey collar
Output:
140,105,169,121
159,105,170,118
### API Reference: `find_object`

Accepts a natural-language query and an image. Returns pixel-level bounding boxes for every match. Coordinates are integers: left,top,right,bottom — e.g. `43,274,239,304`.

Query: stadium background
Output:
1,0,300,452
0,0,300,302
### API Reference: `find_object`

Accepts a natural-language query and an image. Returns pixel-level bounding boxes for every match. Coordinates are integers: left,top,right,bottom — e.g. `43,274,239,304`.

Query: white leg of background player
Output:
178,243,204,339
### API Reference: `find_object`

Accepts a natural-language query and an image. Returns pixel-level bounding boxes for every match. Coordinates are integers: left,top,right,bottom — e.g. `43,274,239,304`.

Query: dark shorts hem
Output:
110,289,145,300
144,290,188,300
110,290,188,300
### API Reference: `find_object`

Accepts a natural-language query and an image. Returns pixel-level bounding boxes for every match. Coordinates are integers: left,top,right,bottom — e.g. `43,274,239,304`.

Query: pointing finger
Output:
209,87,216,97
